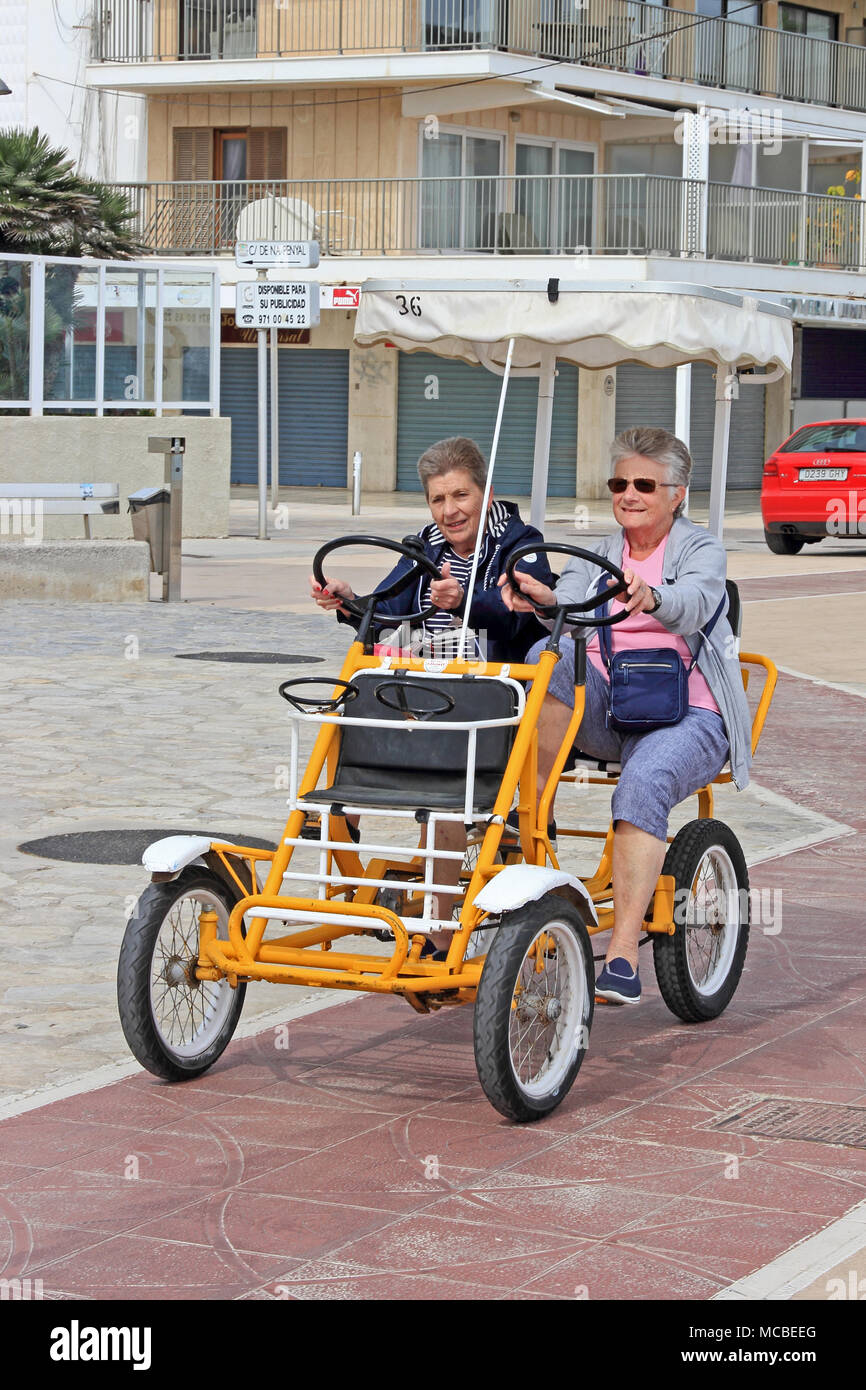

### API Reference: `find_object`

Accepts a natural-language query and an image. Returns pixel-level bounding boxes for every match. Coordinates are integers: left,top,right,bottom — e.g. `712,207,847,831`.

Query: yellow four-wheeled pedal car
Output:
117,537,776,1122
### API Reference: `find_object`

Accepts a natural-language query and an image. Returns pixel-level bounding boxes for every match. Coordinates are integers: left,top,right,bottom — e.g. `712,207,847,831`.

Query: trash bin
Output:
128,487,170,579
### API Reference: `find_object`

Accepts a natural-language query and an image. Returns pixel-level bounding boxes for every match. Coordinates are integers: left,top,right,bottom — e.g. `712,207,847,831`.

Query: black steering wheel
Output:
278,677,359,713
312,534,442,629
505,543,632,628
374,678,456,721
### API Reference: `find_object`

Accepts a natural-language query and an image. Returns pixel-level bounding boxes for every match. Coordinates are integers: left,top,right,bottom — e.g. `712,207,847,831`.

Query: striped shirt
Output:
381,500,511,660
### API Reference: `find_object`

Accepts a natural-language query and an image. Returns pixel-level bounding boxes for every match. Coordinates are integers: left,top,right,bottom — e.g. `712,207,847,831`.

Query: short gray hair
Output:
611,427,691,519
417,437,487,494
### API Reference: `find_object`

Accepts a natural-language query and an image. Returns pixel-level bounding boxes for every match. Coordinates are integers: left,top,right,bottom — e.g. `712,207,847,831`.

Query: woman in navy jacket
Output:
311,436,553,662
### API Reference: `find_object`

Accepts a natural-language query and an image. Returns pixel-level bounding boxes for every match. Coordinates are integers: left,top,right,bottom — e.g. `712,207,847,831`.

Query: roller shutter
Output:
801,327,866,399
688,363,766,490
615,363,676,436
396,352,578,496
221,347,349,486
614,362,765,490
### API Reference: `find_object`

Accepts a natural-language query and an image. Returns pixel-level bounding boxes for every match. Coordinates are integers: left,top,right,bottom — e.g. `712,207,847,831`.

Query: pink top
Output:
586,534,721,715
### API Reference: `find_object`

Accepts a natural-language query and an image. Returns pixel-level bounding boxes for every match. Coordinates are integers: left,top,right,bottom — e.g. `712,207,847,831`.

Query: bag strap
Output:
596,578,726,672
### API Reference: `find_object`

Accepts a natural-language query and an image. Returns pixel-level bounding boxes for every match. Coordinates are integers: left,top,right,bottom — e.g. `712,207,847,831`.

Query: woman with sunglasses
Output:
499,426,751,1006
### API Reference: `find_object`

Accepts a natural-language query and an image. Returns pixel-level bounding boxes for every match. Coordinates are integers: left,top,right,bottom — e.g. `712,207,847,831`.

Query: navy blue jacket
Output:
337,500,554,662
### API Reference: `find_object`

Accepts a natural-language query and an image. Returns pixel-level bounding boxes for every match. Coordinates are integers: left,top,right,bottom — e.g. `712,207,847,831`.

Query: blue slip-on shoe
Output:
595,957,641,1005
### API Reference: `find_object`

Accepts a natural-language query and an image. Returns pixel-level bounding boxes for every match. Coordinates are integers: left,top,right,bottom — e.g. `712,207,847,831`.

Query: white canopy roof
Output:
355,280,793,374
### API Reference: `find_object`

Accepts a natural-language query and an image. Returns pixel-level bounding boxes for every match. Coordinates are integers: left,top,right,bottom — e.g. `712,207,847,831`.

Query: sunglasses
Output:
607,477,681,495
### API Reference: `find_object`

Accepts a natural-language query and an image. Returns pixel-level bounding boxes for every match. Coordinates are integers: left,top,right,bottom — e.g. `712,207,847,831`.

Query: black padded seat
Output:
299,672,519,814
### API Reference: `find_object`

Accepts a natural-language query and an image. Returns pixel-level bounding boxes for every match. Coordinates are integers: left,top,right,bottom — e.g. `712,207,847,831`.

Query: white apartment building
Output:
82,0,866,497
0,0,143,181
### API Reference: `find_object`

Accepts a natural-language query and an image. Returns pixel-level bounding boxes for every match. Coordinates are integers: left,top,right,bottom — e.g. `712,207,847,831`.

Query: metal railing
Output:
706,181,863,269
112,172,866,269
113,173,692,257
95,0,866,113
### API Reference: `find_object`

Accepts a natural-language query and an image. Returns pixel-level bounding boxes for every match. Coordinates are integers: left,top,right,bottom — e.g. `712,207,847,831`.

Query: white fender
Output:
474,864,599,924
142,834,236,875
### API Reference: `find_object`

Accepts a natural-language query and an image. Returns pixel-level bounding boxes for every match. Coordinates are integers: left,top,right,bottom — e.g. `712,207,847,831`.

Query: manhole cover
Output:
175,652,324,665
17,830,278,865
713,1098,866,1150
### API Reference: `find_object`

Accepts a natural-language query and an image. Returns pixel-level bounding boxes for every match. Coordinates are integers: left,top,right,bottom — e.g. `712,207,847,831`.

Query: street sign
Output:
235,281,321,329
235,241,320,269
321,285,361,310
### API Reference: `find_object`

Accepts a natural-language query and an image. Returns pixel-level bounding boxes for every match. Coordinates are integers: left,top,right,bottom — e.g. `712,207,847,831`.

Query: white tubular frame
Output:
281,671,526,931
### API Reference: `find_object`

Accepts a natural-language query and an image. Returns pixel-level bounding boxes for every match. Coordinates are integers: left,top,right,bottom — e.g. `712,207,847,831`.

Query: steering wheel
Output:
312,534,442,628
505,543,632,628
374,678,456,721
278,677,359,713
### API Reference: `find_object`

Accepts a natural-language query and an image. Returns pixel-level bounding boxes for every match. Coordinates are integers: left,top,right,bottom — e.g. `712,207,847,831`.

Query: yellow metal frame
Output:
193,639,777,1005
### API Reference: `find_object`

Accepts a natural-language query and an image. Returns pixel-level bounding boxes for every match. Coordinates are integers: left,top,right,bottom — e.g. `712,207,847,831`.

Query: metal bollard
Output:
147,436,185,601
351,450,362,516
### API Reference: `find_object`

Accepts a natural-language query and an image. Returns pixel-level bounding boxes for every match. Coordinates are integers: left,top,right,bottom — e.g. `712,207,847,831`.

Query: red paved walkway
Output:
3,671,866,1300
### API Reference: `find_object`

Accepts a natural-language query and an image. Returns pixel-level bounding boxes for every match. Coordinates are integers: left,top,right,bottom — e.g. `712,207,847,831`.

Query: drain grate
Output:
714,1098,866,1150
175,652,323,664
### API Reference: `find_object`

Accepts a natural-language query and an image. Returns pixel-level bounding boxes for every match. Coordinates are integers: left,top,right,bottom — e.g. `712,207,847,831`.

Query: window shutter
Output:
173,128,213,181
248,128,287,181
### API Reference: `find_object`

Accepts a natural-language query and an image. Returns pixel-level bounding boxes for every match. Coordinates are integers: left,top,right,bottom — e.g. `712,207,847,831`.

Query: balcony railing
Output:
95,0,866,114
114,174,865,270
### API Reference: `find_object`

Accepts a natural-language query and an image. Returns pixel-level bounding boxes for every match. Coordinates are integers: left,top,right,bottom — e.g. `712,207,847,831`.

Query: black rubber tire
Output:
117,868,246,1081
764,529,805,555
473,893,595,1123
652,819,749,1023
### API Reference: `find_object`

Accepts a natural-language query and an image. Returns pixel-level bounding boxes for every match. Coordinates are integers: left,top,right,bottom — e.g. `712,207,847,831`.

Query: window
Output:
779,3,837,40
172,127,287,250
420,127,503,249
424,1,496,48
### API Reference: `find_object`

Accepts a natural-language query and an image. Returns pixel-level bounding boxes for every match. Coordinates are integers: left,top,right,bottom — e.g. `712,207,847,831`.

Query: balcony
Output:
115,173,866,270
95,0,866,114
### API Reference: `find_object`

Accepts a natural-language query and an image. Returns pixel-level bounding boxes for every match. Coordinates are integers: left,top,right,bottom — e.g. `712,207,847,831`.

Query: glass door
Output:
216,133,248,249
558,147,595,252
515,143,553,251
420,131,502,250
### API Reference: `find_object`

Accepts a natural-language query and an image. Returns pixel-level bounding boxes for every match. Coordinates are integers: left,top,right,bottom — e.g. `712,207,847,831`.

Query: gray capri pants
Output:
527,635,730,842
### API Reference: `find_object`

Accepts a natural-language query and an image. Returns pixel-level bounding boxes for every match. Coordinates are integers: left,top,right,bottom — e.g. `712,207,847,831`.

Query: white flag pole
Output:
457,337,516,661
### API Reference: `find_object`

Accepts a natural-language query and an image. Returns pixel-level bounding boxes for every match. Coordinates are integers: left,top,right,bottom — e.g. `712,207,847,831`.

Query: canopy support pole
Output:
675,363,692,517
530,349,557,533
708,363,737,539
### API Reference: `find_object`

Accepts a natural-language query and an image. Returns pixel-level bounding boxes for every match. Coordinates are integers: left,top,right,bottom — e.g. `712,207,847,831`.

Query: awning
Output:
355,280,793,375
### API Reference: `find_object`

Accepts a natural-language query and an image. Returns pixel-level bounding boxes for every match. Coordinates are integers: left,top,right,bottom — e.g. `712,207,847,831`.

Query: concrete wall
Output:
0,417,231,540
0,541,151,601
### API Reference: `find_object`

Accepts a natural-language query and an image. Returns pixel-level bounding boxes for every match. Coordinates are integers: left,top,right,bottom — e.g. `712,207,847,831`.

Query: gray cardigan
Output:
551,516,752,789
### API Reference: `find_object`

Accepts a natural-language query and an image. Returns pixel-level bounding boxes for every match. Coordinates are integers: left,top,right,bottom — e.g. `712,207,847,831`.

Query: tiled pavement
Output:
2,656,866,1300
2,504,866,1303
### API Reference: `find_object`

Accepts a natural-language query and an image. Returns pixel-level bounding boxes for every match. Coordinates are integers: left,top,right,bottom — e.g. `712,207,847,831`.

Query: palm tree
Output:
0,127,142,258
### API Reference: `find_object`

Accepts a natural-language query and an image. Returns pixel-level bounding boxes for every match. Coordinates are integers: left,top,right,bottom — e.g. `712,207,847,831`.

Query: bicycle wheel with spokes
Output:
117,868,245,1081
653,819,749,1023
473,893,594,1122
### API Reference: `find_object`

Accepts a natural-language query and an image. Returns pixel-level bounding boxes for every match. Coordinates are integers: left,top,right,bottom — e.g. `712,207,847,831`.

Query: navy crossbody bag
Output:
596,584,726,735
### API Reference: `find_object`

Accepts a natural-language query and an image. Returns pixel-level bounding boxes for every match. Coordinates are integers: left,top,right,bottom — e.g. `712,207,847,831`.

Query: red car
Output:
761,419,866,554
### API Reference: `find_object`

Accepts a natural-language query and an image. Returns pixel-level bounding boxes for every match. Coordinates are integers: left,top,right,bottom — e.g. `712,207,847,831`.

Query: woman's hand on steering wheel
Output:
310,573,355,617
498,569,555,614
618,568,658,616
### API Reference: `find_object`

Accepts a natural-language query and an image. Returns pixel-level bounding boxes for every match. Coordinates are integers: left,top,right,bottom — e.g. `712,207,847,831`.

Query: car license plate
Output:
799,467,847,481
